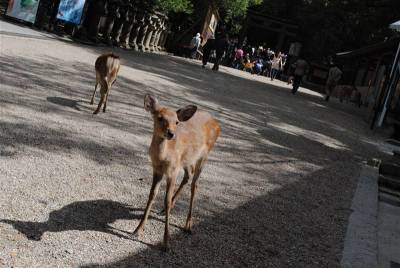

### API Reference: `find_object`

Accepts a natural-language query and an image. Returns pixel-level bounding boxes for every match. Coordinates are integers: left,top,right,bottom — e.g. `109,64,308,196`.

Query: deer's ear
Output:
177,105,197,122
144,94,159,113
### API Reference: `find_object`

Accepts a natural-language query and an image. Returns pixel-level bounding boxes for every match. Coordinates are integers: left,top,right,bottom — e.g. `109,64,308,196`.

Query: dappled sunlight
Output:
0,35,385,267
307,101,328,109
268,122,350,150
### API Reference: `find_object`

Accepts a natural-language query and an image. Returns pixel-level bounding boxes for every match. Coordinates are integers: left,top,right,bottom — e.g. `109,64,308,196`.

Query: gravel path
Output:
0,33,383,267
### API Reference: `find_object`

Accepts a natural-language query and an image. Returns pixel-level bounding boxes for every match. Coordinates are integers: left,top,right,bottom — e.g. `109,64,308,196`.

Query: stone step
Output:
378,175,400,192
379,191,400,207
379,185,400,198
379,160,400,178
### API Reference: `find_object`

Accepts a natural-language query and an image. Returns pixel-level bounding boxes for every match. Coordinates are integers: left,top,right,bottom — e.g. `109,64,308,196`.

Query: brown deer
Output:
133,94,220,250
90,53,120,114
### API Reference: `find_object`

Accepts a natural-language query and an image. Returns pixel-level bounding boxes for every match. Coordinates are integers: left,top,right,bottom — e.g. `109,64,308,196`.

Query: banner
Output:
56,0,86,24
6,0,40,23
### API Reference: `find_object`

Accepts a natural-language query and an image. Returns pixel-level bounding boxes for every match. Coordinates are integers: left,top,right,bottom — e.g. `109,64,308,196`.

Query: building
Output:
336,36,400,130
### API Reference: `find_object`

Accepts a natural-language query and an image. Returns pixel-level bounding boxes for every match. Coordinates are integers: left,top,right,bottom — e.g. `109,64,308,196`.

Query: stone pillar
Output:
48,0,61,31
149,17,161,52
129,9,145,51
157,28,166,51
159,25,170,51
144,15,157,51
137,14,151,52
111,1,129,45
87,0,108,43
119,4,136,48
34,0,52,30
103,0,120,45
152,24,164,52
155,16,168,51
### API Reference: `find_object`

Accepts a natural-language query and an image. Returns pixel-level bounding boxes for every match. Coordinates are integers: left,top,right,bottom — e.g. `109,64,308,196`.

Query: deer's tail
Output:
106,55,121,79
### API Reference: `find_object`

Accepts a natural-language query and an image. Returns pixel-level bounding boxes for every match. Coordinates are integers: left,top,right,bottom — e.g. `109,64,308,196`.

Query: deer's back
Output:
95,53,120,78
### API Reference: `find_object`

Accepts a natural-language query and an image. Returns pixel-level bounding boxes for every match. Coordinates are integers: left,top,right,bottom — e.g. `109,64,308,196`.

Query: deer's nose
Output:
166,129,175,140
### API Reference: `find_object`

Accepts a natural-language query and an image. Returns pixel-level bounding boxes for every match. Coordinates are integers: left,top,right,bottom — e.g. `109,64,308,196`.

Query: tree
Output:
156,0,193,13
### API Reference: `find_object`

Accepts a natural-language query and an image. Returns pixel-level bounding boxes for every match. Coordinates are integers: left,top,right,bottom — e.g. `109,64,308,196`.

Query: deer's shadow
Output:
1,199,143,241
46,96,85,111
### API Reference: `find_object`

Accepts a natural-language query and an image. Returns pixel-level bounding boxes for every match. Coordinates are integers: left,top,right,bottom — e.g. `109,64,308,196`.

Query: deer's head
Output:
144,94,197,140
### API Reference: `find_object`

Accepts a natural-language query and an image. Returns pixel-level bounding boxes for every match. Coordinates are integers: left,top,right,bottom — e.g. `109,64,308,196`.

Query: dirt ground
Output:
0,32,383,267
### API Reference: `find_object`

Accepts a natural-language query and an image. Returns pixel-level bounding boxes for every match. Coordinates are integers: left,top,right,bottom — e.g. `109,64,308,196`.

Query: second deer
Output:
133,94,220,250
90,53,120,114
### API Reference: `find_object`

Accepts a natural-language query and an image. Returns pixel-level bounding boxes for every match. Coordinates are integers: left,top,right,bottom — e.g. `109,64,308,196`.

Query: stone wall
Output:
14,0,171,52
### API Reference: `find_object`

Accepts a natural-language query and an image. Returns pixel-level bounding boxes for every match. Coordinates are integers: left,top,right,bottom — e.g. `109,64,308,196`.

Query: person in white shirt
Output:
325,64,343,101
270,52,282,81
189,33,201,59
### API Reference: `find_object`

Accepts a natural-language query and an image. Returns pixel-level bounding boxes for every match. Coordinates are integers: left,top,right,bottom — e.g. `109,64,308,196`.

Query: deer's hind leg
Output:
158,166,194,215
172,167,194,209
103,75,117,113
91,71,100,105
93,78,108,114
185,158,206,233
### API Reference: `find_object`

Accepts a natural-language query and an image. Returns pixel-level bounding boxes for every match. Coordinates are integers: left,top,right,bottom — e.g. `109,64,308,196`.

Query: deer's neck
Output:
150,135,171,161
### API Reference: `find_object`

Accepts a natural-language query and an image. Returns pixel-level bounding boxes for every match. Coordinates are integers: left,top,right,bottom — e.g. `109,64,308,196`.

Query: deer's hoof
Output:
183,227,193,234
131,228,143,239
184,221,193,233
161,243,169,252
93,110,99,115
90,101,94,105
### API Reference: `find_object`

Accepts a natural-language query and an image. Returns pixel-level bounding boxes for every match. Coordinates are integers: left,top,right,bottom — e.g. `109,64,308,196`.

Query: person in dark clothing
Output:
212,34,229,71
202,37,215,68
291,56,309,94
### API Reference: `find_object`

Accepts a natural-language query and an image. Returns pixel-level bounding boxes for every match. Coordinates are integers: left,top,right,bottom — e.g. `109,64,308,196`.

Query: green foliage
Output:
219,0,262,19
155,0,262,17
156,0,193,13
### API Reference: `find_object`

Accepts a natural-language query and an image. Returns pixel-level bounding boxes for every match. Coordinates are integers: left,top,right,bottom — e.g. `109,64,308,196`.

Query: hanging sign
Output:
6,0,40,23
56,0,87,24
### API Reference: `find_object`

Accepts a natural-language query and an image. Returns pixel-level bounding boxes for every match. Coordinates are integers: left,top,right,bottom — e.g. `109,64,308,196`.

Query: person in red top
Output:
232,47,244,69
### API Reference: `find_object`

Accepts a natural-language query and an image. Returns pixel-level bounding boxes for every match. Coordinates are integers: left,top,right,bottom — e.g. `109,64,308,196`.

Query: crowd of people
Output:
188,33,294,81
187,32,358,103
230,46,289,81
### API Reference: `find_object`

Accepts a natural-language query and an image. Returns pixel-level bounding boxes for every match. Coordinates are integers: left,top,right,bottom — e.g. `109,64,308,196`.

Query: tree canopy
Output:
156,0,262,17
155,0,193,13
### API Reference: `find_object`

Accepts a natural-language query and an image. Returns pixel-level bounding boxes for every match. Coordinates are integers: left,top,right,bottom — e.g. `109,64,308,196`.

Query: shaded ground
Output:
0,30,384,267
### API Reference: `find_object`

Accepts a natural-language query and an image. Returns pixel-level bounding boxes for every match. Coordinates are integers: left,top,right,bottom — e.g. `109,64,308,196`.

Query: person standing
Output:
202,35,215,68
189,33,201,59
212,33,229,71
232,46,244,69
291,56,309,94
253,58,263,75
270,52,282,81
325,64,343,101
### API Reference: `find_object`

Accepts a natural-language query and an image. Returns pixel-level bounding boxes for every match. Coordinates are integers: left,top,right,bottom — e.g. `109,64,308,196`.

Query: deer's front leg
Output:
163,172,177,251
133,172,163,238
